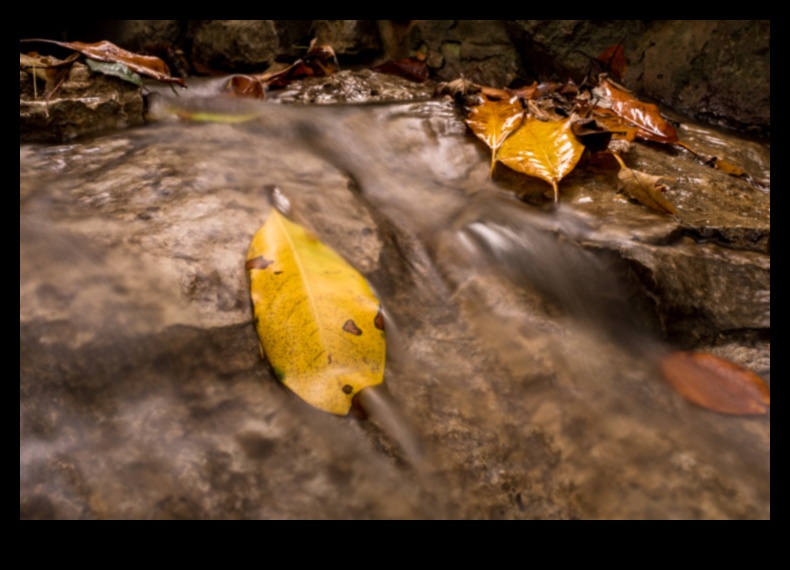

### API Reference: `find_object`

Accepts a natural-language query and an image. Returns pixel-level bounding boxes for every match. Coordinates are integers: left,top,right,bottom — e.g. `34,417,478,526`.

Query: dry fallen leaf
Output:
498,117,585,203
661,352,770,415
21,39,184,85
466,95,524,176
613,154,678,216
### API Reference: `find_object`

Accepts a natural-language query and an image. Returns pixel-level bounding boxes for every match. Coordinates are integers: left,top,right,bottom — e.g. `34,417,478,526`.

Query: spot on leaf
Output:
246,256,274,271
343,320,363,336
374,309,385,331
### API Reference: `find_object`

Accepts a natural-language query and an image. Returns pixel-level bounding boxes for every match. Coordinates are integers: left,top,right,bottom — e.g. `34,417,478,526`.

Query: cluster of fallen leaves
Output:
223,40,429,98
442,70,747,214
20,38,184,100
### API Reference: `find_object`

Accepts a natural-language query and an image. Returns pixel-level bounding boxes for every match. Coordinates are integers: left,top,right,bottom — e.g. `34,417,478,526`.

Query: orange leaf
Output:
595,78,678,144
498,117,585,203
466,95,524,176
21,39,184,85
661,352,770,415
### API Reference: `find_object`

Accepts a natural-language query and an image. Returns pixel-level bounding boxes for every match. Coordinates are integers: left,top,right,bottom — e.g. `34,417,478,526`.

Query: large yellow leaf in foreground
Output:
247,210,385,415
498,117,585,203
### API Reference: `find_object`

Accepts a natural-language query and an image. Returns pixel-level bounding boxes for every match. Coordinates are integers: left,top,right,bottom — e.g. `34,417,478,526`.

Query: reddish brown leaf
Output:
592,110,639,142
596,44,627,81
595,78,678,144
661,352,770,415
257,41,338,90
374,57,429,82
508,81,568,101
21,39,184,85
226,75,265,99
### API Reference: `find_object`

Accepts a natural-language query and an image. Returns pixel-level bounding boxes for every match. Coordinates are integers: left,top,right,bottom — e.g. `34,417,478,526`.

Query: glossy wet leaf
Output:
614,155,678,216
466,95,524,176
247,209,385,415
498,117,585,203
21,39,184,85
595,78,678,143
661,352,770,415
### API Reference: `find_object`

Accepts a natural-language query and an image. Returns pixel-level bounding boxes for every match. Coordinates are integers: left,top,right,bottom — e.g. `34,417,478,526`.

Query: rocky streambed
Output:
20,71,769,519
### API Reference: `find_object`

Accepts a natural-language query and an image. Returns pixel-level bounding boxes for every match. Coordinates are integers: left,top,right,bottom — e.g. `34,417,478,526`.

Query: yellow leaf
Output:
498,117,585,203
247,209,385,415
466,95,524,176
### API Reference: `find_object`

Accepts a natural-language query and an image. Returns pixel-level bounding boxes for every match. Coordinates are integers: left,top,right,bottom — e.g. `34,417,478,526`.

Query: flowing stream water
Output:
20,81,770,519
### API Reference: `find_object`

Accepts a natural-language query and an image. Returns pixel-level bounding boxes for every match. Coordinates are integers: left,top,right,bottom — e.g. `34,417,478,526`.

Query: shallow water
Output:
20,89,770,519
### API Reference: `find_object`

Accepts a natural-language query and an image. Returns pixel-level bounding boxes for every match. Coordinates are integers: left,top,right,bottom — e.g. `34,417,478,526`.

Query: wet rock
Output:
630,20,770,136
313,20,382,59
407,20,525,87
19,61,144,143
116,20,182,52
189,20,281,72
509,20,770,136
20,94,769,519
271,69,434,104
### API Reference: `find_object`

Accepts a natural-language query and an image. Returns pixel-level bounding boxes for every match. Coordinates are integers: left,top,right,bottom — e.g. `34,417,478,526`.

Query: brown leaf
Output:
21,39,184,85
595,78,678,144
498,117,585,203
374,57,429,82
571,117,613,153
508,81,574,102
675,141,749,178
661,352,770,415
20,52,79,100
615,159,679,216
466,95,524,176
711,158,747,177
258,41,338,89
226,75,265,99
596,43,627,81
593,111,639,142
